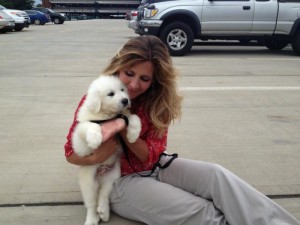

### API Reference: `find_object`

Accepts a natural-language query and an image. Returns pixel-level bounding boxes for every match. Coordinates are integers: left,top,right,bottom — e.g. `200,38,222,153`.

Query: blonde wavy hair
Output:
103,36,183,137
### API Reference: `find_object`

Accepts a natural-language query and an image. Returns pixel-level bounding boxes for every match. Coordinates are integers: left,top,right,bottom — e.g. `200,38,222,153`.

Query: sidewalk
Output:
0,19,299,224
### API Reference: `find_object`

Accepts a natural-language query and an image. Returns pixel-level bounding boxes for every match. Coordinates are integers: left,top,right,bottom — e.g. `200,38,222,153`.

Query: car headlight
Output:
144,8,158,18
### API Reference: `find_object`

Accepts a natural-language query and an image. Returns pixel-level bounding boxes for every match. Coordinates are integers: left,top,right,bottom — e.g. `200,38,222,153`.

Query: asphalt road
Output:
0,19,299,224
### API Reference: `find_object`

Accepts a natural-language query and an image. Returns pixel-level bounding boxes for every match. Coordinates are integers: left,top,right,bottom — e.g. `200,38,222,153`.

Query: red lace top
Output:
64,96,168,176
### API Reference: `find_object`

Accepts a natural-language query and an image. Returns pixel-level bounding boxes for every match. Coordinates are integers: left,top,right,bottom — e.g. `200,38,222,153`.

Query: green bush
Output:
0,0,35,10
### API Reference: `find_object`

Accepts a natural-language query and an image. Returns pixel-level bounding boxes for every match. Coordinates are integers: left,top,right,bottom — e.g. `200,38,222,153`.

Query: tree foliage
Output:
0,0,35,10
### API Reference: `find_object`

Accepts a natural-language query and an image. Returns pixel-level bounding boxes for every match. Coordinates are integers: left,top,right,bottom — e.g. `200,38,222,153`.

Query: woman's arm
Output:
66,137,119,165
119,129,149,162
66,118,126,166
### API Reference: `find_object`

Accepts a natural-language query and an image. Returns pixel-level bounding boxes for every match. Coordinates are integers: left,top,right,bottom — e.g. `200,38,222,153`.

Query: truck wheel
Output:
265,38,289,51
291,31,300,56
159,22,194,56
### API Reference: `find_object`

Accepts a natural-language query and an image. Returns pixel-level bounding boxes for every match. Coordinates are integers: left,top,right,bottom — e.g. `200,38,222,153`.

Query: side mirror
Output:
146,4,155,9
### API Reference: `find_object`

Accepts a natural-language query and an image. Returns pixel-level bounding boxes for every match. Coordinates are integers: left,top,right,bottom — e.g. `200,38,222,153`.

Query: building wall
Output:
42,0,51,8
48,0,141,18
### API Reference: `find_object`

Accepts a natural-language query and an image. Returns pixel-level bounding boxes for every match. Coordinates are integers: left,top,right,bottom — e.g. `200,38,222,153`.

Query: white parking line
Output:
247,58,300,61
180,86,300,91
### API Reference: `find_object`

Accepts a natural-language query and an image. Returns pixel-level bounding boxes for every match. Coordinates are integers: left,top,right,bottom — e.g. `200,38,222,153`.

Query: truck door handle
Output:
243,6,251,10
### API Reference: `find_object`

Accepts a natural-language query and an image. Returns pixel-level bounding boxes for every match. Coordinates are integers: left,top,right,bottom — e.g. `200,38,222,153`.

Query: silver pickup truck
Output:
136,0,300,56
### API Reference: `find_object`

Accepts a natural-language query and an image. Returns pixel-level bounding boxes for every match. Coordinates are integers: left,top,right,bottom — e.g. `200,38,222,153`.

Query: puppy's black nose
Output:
122,98,129,106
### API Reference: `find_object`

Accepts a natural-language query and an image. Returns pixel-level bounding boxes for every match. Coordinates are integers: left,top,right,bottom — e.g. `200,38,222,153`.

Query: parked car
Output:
0,5,30,31
25,10,50,25
0,9,15,32
20,10,30,25
33,7,65,24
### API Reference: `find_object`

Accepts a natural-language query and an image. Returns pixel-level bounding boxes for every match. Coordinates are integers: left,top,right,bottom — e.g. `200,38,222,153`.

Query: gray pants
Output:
110,155,300,225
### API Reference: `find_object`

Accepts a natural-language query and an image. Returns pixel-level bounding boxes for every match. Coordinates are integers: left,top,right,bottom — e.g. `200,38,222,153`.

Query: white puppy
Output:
72,75,141,225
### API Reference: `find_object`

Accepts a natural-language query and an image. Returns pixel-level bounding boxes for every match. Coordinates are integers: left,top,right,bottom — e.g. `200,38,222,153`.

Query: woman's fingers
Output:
100,118,126,142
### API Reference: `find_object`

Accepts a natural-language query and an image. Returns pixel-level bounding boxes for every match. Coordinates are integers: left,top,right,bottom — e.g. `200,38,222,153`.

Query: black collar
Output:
89,114,129,126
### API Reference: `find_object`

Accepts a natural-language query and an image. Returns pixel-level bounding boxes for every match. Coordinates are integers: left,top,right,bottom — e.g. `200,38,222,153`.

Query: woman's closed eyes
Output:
125,70,152,82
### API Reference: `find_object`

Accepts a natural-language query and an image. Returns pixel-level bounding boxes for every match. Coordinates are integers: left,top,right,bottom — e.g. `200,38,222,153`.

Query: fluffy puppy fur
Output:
72,75,141,225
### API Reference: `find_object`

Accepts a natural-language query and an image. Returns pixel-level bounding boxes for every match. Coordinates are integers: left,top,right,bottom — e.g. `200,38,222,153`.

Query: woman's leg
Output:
110,173,227,225
158,156,300,225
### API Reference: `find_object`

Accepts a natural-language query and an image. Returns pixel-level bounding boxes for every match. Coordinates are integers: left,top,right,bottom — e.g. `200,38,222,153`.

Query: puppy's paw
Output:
84,219,99,225
86,127,102,149
97,202,110,222
126,114,141,143
84,210,99,225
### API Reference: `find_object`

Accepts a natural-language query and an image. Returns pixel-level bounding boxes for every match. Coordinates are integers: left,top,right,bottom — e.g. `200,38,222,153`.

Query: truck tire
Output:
265,38,289,51
291,30,300,56
159,22,194,56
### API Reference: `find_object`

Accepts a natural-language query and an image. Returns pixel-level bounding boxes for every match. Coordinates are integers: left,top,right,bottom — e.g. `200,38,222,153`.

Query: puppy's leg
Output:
97,162,121,222
78,166,100,225
97,181,113,222
72,122,102,156
85,122,102,150
126,114,141,143
72,124,91,156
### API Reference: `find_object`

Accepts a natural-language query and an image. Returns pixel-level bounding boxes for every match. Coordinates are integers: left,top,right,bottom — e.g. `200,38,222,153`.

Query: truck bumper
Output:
136,19,162,36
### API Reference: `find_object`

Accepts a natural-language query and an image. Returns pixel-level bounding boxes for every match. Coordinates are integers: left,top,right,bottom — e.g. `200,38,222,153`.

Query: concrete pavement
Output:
0,19,299,224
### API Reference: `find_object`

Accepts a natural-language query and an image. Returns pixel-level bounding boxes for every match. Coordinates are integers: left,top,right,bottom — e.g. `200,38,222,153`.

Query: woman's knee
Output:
206,163,226,175
205,163,230,184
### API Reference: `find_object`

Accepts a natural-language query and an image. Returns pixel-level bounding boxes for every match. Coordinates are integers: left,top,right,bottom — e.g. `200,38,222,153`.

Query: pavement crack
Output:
1,194,300,208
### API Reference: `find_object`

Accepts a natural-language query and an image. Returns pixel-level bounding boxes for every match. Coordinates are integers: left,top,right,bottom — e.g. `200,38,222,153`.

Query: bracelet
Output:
89,114,129,126
116,114,129,126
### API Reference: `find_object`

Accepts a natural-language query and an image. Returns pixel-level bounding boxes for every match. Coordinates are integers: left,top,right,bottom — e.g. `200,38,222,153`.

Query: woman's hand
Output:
100,118,126,142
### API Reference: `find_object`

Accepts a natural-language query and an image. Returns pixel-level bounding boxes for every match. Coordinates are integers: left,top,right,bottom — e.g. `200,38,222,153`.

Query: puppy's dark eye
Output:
121,88,124,92
108,91,115,97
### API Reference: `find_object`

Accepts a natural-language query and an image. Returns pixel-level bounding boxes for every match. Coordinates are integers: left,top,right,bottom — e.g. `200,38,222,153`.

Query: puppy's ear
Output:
86,88,101,113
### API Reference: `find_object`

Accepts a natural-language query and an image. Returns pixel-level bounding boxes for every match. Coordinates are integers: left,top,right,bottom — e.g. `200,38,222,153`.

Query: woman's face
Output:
118,61,154,100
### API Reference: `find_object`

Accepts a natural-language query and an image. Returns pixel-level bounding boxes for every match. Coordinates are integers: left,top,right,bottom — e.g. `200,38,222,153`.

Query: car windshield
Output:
141,0,154,4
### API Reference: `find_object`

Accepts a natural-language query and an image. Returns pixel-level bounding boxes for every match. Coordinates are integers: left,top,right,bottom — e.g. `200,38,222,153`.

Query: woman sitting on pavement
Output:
65,35,300,225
